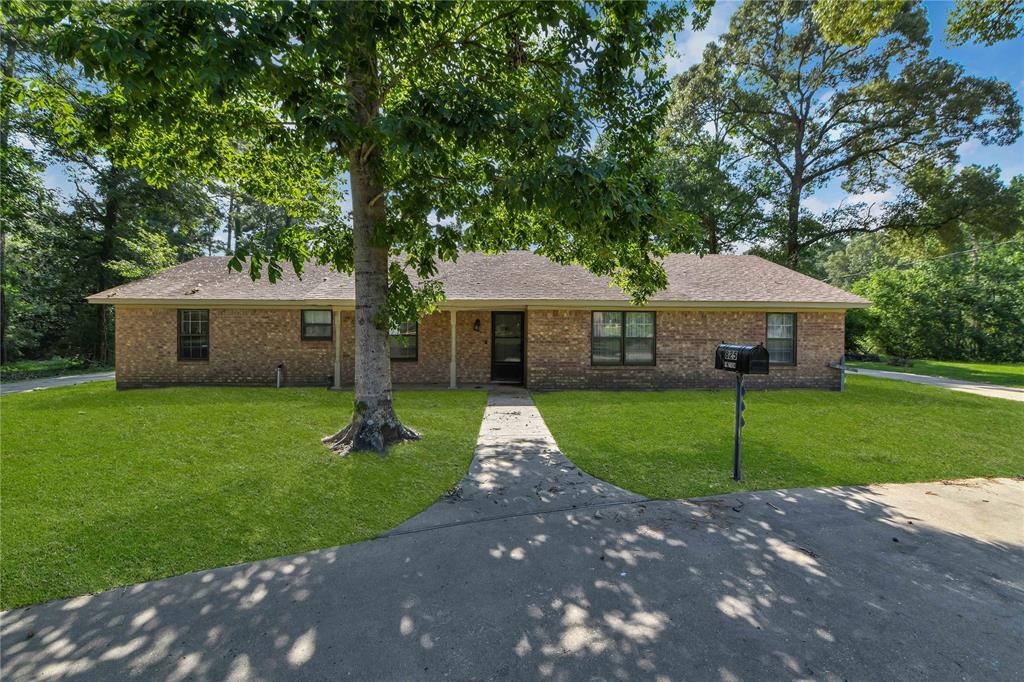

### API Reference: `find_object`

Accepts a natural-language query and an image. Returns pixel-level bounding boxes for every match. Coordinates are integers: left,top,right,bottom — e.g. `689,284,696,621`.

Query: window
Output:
766,313,796,365
178,309,209,360
592,311,655,366
389,321,418,361
301,309,333,340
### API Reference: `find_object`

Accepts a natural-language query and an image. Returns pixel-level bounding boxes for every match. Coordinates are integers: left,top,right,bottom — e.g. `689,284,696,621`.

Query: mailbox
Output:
715,343,769,375
714,343,769,482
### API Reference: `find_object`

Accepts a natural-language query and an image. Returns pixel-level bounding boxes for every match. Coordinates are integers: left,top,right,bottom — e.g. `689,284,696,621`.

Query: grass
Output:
0,382,486,610
1,356,110,382
846,358,1024,387
534,376,1024,501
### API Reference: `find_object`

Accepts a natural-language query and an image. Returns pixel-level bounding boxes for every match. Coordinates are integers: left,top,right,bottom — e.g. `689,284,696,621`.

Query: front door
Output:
491,312,524,383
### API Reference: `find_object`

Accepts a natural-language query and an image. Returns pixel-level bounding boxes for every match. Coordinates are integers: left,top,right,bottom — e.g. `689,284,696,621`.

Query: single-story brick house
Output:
87,251,868,391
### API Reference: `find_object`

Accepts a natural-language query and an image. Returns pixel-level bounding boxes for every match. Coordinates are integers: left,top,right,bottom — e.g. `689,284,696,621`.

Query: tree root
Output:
322,404,420,456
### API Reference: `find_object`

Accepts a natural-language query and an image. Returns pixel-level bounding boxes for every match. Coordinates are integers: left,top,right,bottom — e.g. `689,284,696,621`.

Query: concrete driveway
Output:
2,390,1022,680
0,372,115,396
852,367,1024,402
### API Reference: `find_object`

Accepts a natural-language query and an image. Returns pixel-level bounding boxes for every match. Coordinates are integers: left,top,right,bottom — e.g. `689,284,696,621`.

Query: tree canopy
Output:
2,7,230,363
846,237,1024,362
659,44,774,254
40,0,712,299
813,0,1024,47
686,0,1020,267
827,167,1024,361
27,0,712,452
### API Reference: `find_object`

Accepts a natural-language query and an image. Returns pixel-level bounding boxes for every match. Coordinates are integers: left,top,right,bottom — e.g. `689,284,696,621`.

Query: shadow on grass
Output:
1,383,487,610
3,480,1021,680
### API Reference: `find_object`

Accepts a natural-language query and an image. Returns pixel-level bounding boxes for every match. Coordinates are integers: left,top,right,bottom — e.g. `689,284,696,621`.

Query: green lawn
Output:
1,356,110,382
0,382,486,610
534,376,1024,501
847,358,1024,387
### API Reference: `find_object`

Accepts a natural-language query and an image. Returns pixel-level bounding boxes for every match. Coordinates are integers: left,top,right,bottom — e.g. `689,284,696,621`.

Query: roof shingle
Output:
87,251,868,307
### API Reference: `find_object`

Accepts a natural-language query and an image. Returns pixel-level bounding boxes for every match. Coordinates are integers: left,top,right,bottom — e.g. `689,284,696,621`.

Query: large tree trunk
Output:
225,189,234,254
785,187,800,267
322,148,419,454
703,217,719,254
0,36,16,364
96,188,117,364
785,145,806,268
322,35,418,456
785,170,804,267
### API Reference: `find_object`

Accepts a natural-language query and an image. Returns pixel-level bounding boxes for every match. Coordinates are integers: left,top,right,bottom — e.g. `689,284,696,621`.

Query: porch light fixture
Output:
473,319,481,332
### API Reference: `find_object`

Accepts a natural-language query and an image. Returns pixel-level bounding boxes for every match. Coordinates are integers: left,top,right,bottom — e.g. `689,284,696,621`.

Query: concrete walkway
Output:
0,371,115,396
853,367,1024,402
2,389,1023,680
390,387,645,535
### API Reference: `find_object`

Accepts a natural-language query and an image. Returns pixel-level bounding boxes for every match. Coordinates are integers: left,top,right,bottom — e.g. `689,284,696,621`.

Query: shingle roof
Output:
87,251,868,308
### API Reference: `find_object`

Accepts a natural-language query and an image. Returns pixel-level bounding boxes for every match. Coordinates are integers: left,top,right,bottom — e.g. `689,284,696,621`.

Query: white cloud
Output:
848,189,896,205
802,196,833,214
664,1,738,76
803,189,896,216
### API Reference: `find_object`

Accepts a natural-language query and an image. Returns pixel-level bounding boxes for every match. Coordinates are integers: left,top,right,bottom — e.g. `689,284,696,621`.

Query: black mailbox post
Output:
714,343,769,481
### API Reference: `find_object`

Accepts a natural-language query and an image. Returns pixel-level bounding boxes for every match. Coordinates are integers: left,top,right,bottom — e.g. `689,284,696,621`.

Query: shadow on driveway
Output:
2,478,1022,680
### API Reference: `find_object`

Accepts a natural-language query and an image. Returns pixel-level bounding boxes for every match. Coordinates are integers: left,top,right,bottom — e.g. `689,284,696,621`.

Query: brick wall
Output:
390,311,449,385
114,307,493,389
455,310,491,385
115,307,340,388
526,309,844,390
114,306,844,390
375,309,491,386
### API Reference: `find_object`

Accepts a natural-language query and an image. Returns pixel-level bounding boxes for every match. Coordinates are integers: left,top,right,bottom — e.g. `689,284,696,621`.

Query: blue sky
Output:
666,0,1024,213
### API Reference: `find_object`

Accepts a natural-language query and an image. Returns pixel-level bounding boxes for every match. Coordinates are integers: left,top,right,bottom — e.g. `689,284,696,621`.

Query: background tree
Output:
43,1,711,453
660,44,773,254
1,149,59,360
814,0,1024,47
2,6,224,364
824,233,897,290
827,169,1024,359
851,238,1024,361
878,164,1023,250
61,160,220,362
705,0,1020,267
